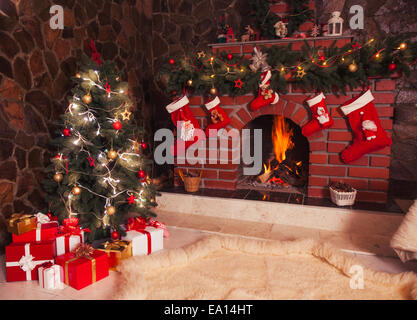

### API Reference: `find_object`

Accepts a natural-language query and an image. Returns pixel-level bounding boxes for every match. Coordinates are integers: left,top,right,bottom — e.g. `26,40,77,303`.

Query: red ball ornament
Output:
169,59,175,65
111,230,120,240
113,121,122,130
62,128,71,136
227,53,233,60
141,142,147,149
388,63,396,71
138,170,146,179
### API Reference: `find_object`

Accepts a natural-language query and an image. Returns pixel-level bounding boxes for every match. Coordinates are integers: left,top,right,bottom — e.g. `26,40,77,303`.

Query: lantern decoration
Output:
326,11,343,36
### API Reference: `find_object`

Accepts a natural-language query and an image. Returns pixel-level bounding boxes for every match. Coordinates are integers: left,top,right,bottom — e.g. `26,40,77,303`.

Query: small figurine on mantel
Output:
226,25,235,43
325,11,344,36
241,25,255,42
217,15,227,43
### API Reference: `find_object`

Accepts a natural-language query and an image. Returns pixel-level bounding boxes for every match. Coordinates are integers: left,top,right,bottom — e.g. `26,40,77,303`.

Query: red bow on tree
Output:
86,38,102,66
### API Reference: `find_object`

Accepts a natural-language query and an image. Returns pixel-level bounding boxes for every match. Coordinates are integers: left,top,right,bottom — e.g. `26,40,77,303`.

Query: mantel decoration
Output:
326,11,344,36
159,37,417,97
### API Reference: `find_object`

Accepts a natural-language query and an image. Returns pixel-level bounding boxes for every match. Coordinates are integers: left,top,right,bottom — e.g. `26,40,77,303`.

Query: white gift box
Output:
122,227,163,256
38,264,64,290
55,231,85,256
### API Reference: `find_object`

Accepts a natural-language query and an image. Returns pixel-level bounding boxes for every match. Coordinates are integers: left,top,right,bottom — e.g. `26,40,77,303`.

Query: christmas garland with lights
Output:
158,37,417,98
250,0,313,39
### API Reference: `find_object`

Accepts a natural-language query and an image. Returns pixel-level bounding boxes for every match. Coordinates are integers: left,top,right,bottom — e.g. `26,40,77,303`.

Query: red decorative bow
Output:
126,217,169,238
148,219,170,238
40,261,54,269
60,217,90,236
87,38,102,66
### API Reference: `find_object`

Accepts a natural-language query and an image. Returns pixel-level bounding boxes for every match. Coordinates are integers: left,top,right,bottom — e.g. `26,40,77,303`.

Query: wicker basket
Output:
178,170,202,193
329,185,357,206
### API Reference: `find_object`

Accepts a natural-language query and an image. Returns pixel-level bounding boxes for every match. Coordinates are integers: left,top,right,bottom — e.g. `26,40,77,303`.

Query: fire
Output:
271,116,294,163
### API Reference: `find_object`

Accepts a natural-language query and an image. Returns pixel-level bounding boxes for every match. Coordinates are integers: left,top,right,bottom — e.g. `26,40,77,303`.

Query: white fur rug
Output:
114,235,417,300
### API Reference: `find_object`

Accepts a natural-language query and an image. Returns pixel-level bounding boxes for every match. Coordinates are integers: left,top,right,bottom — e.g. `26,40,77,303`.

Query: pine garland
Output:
158,37,417,97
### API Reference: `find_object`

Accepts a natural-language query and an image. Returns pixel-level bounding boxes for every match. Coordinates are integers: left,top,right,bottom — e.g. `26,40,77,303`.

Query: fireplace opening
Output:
237,115,309,194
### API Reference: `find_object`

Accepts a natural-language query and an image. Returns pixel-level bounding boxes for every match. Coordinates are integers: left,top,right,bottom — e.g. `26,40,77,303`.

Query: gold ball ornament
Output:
348,63,358,73
106,206,116,215
72,186,81,195
75,73,81,79
53,173,63,183
399,42,407,50
107,149,118,160
82,93,92,104
187,79,193,87
210,87,218,95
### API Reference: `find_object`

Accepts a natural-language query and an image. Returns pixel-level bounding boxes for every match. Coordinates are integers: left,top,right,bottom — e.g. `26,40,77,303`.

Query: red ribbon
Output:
87,38,102,66
60,217,90,237
126,217,152,254
40,261,53,269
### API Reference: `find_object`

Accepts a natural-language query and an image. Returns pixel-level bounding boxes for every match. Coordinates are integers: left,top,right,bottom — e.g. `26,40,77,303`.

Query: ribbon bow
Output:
36,212,51,224
126,217,170,238
72,243,95,258
87,38,102,66
148,219,170,238
59,217,90,236
18,254,36,272
39,261,54,269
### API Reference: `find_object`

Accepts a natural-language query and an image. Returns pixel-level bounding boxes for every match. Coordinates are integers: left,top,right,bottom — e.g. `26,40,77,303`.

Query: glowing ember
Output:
272,116,294,163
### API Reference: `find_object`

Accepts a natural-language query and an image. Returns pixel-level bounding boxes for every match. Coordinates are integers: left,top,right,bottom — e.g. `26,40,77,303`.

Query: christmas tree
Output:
43,52,157,242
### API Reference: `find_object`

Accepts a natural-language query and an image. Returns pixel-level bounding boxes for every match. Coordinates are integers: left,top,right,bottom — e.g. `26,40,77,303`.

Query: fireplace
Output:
237,115,309,194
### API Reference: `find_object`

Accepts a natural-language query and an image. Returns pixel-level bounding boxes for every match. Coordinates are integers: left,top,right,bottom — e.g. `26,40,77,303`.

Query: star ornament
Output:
127,194,137,205
105,81,111,94
121,108,132,121
87,156,95,167
234,78,244,89
352,42,362,51
296,68,306,78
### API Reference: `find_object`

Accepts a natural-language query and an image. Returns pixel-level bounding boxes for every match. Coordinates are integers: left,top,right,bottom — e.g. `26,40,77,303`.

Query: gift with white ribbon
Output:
38,263,64,289
5,242,55,281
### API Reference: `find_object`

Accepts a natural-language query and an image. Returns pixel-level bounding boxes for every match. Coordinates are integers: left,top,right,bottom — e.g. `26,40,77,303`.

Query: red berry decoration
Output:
388,63,396,71
138,170,146,179
62,128,71,136
111,230,120,240
113,121,122,130
227,53,233,60
169,59,175,65
141,142,147,149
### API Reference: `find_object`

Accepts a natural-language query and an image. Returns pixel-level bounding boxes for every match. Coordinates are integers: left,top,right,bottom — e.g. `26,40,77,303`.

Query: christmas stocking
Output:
249,70,279,111
166,95,202,156
340,89,392,163
302,92,334,137
204,96,231,137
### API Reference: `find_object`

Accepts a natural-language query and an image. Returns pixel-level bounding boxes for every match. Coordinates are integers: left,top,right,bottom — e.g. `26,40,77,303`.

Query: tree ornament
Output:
138,170,146,179
388,63,396,71
274,21,288,38
106,206,116,215
169,59,175,65
53,173,63,183
141,142,147,150
75,73,81,79
107,149,118,160
227,53,233,60
250,47,269,72
348,62,358,73
296,68,306,78
121,109,132,121
311,24,320,37
111,230,120,240
210,87,218,95
113,121,122,130
62,128,71,136
234,78,244,89
72,186,81,195
399,42,407,50
187,79,193,87
82,93,92,104
87,156,95,167
127,194,136,205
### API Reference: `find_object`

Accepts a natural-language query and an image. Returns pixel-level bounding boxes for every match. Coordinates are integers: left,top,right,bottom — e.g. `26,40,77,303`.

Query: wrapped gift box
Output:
38,263,64,290
96,240,132,270
56,231,85,256
55,250,109,290
12,223,59,243
5,241,56,282
6,213,37,235
122,227,163,256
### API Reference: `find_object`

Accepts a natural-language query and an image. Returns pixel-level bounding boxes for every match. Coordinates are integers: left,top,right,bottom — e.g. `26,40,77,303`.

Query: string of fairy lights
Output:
52,69,150,227
161,37,416,95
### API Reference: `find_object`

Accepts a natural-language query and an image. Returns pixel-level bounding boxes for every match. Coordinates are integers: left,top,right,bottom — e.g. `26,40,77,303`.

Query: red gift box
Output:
12,222,58,243
5,241,56,282
55,250,109,290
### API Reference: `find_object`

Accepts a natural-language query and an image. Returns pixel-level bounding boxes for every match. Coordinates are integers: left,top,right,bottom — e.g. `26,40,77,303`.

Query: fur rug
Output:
114,236,417,300
391,199,417,262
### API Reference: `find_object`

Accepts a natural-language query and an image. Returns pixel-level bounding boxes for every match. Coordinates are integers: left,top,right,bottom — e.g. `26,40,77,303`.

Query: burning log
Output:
256,170,273,184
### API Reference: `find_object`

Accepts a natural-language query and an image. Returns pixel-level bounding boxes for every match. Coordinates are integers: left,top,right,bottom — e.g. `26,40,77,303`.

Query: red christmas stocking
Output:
340,89,392,163
204,96,231,137
302,92,334,137
166,95,202,156
249,70,279,111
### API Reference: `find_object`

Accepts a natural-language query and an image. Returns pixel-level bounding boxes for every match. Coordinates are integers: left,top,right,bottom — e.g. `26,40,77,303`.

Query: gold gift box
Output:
6,213,37,235
97,240,132,270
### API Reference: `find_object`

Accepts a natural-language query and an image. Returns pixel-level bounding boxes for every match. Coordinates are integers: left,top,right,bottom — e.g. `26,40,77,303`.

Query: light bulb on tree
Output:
72,186,81,195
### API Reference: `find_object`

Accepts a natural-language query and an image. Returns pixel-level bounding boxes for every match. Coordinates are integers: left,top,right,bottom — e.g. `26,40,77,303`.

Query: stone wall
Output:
0,0,151,249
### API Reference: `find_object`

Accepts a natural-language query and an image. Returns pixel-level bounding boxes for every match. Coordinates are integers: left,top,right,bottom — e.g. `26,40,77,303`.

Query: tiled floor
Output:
1,224,416,300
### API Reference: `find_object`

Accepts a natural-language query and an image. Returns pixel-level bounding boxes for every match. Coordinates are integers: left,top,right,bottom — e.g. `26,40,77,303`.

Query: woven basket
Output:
329,186,357,206
178,170,202,193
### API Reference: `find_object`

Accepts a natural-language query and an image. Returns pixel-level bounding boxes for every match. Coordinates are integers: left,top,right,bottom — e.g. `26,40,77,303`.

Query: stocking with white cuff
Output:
204,96,231,137
301,92,334,137
340,90,392,163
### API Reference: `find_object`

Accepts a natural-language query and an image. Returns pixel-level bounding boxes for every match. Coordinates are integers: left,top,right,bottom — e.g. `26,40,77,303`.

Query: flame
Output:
272,116,294,163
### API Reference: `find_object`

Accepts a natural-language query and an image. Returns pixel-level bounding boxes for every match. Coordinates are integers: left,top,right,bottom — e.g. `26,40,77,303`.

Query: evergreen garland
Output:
158,37,417,98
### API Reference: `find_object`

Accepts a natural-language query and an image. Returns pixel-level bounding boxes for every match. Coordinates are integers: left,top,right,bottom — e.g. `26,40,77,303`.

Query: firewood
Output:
256,170,273,184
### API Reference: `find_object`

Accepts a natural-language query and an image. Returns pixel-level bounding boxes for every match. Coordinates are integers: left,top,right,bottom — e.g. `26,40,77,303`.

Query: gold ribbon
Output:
101,240,130,252
8,213,34,228
64,256,96,286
